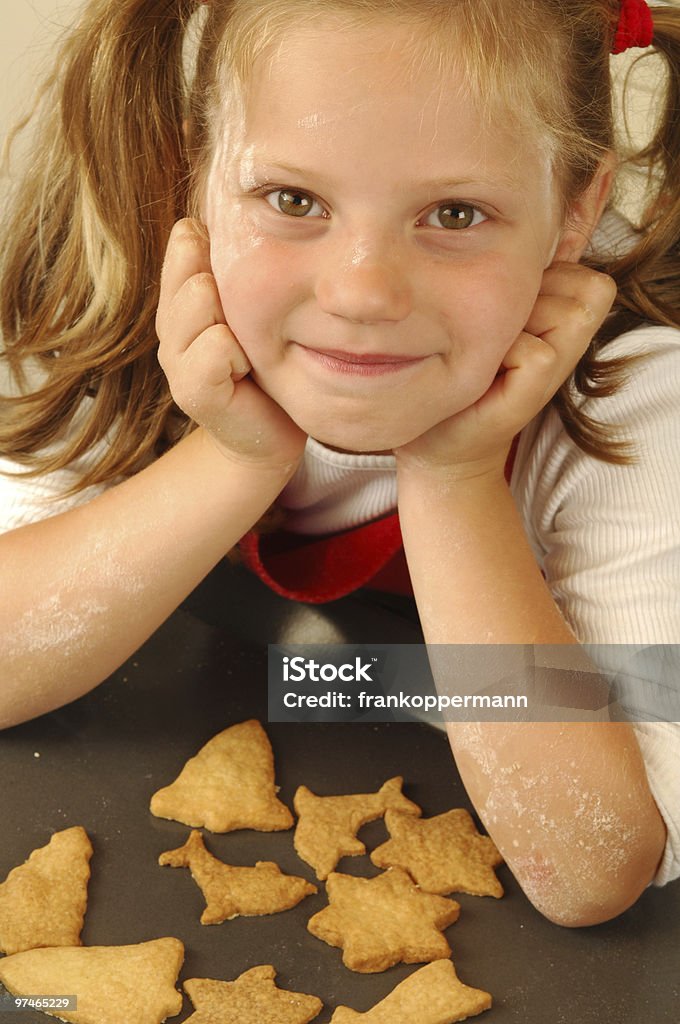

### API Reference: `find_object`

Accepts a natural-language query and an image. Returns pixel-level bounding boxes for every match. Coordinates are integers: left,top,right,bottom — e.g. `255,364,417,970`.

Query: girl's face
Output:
204,20,566,452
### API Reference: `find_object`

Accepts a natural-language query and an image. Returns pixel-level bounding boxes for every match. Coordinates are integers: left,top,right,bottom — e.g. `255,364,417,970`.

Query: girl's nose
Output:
315,246,413,324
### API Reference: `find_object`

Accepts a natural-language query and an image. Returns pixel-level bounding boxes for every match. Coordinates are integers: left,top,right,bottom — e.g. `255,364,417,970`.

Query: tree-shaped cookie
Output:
150,719,293,832
159,830,316,924
0,937,184,1024
184,965,322,1023
307,868,460,972
294,777,421,879
0,826,93,955
370,809,504,898
330,960,492,1023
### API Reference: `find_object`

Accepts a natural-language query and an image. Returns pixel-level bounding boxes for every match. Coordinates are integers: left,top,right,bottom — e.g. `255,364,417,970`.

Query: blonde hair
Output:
1,0,679,488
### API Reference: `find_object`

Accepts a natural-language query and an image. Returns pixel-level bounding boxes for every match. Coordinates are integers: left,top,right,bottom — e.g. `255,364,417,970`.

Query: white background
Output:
2,1,84,145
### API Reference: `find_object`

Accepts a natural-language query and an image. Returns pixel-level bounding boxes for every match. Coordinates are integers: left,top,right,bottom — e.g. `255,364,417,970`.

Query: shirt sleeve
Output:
633,721,680,886
0,454,110,534
0,356,114,532
1,360,122,533
513,325,680,645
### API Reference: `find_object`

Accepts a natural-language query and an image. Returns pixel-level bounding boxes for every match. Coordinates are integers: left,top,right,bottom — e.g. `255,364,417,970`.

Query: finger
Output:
456,332,558,446
491,333,564,426
159,218,211,299
540,262,617,318
182,324,251,386
501,332,559,383
158,270,227,360
524,293,600,341
156,218,212,332
167,323,251,416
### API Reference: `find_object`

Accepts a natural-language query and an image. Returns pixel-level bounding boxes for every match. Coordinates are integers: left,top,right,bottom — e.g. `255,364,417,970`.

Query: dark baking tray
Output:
1,561,678,1023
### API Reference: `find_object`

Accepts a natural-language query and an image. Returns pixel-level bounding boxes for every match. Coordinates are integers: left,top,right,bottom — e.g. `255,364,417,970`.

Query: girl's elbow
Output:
512,832,666,928
527,876,649,929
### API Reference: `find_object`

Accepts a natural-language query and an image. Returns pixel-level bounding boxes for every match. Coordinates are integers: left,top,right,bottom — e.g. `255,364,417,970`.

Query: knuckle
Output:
201,325,243,377
169,217,207,247
186,271,217,296
201,323,231,352
586,269,617,306
601,274,618,305
161,222,210,276
572,300,598,325
165,375,194,415
210,320,238,350
530,338,558,371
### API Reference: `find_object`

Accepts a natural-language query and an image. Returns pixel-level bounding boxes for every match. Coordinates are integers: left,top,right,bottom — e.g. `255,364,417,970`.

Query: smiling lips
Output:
296,344,427,376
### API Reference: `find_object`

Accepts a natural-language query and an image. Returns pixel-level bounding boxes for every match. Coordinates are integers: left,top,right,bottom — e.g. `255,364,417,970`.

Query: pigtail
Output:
555,1,680,463
0,0,196,486
597,3,680,341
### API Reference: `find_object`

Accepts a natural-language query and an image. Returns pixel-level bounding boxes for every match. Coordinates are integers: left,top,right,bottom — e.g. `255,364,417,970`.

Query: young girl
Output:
1,0,679,926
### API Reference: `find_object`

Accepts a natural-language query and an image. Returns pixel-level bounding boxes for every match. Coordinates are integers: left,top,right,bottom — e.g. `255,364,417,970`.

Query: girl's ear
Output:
553,153,616,263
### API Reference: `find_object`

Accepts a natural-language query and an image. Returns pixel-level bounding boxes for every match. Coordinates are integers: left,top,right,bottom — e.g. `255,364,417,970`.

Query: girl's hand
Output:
395,262,617,480
156,219,307,470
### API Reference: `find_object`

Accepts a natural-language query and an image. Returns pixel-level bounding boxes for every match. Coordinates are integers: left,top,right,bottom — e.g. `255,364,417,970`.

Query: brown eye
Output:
427,203,485,230
267,189,320,217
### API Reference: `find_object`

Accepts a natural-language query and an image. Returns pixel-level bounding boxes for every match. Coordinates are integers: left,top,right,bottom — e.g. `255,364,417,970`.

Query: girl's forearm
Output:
397,466,666,925
0,428,297,729
396,466,575,644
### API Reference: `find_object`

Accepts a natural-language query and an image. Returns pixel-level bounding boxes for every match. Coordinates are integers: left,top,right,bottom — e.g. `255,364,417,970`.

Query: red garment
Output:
240,438,519,604
239,512,408,604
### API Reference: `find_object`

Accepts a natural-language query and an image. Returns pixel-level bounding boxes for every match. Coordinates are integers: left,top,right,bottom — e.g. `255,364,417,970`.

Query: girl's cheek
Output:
442,260,539,355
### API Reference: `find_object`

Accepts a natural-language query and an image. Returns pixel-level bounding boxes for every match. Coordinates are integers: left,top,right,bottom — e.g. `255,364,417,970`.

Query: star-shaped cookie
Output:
294,776,421,879
307,868,460,972
183,965,322,1023
159,830,316,924
330,960,492,1023
370,809,503,898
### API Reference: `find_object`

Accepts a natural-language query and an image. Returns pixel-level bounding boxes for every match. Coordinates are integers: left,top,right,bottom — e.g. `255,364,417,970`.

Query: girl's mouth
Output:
295,344,427,377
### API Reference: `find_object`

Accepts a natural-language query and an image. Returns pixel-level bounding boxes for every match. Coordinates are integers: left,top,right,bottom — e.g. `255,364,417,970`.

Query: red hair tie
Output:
612,0,654,54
